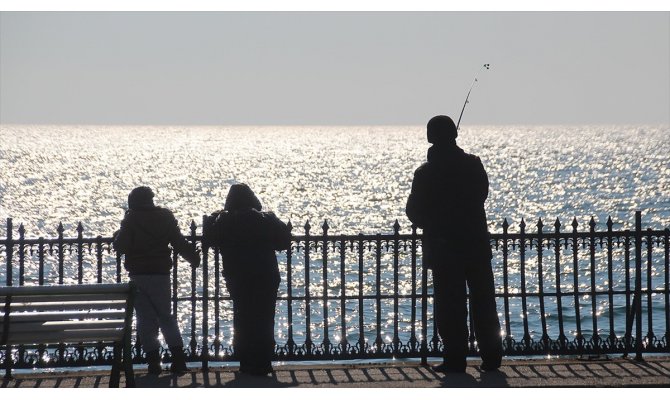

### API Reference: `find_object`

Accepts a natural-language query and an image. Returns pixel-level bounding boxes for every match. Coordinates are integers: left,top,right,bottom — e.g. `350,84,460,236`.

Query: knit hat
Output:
427,115,458,144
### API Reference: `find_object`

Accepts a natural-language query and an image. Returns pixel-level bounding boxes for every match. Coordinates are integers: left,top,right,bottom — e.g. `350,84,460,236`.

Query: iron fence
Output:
1,211,668,371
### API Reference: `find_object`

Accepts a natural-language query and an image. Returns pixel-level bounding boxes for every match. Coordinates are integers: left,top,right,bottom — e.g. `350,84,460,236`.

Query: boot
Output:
432,356,466,374
169,346,190,376
146,349,162,375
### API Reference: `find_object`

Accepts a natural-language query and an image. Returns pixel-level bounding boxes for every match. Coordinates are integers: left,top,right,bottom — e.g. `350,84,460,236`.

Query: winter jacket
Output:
205,209,291,284
113,206,200,275
405,143,492,267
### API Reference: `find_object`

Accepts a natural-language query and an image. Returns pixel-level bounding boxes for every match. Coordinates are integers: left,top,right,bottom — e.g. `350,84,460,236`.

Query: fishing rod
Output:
456,63,490,130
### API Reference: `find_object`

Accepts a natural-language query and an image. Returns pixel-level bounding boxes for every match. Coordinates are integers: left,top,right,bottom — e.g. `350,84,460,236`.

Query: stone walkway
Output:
2,356,670,388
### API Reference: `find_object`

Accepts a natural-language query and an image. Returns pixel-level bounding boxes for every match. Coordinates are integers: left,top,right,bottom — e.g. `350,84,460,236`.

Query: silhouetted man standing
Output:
113,186,200,376
406,115,502,373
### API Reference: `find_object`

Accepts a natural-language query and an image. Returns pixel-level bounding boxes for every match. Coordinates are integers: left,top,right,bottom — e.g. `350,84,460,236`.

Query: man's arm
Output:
112,214,132,255
166,212,200,267
474,157,489,204
406,168,430,229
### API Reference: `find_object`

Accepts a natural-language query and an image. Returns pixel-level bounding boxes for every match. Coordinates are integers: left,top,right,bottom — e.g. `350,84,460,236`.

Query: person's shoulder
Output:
152,206,178,222
461,149,483,166
413,161,432,175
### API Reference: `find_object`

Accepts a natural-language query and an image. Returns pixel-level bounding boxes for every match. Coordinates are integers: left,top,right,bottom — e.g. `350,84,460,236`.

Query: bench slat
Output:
5,329,125,345
0,310,126,323
8,320,126,334
0,283,132,297
8,301,127,313
4,293,130,303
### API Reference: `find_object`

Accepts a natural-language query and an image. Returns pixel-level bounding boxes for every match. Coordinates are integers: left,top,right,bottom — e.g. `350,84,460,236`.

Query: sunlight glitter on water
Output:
1,124,669,346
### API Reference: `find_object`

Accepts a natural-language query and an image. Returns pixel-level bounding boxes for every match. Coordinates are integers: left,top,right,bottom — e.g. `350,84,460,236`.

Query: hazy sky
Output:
1,11,668,125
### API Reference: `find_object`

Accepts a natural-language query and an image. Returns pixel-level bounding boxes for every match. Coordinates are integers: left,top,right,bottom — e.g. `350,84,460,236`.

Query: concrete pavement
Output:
2,356,670,388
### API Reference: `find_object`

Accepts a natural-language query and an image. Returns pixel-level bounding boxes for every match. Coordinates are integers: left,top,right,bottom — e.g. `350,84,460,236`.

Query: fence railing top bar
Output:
2,229,668,246
1,214,668,242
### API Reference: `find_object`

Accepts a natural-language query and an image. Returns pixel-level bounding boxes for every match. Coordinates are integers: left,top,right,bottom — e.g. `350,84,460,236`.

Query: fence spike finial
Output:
554,217,561,230
287,220,293,232
572,217,579,229
607,216,613,229
322,219,329,234
520,218,526,230
589,216,596,229
502,218,509,230
537,218,544,230
304,220,311,234
57,222,64,234
393,219,400,234
77,222,84,234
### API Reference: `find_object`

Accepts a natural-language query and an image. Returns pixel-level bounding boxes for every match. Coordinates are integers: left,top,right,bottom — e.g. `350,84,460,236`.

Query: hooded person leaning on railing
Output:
204,183,291,376
113,186,200,376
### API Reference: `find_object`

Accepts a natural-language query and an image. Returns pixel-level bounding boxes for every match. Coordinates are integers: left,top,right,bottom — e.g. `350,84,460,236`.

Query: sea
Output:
1,124,669,351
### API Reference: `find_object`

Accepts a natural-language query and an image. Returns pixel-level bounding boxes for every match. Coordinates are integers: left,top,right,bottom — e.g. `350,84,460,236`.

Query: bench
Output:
1,283,136,387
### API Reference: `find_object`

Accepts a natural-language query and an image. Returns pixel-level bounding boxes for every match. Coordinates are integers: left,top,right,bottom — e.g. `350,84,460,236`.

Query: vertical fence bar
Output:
420,227,429,361
38,237,45,286
665,228,670,347
16,223,25,369
96,236,103,284
357,233,365,354
285,221,294,357
634,211,643,360
663,228,670,351
392,220,400,354
646,227,654,346
537,219,548,349
554,219,566,349
56,221,65,369
339,236,347,352
172,248,179,352
200,217,209,369
304,221,312,356
606,217,615,346
18,224,25,286
374,235,383,354
57,223,64,285
3,218,12,380
589,217,600,350
188,221,197,358
5,218,12,286
77,223,84,285
502,219,512,350
572,218,584,353
624,232,632,354
321,221,331,356
213,245,221,358
519,219,531,349
410,225,419,356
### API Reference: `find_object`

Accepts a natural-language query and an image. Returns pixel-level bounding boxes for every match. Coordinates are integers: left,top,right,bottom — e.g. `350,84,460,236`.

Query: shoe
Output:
480,360,501,372
240,364,273,376
169,346,191,376
432,363,466,374
146,349,162,375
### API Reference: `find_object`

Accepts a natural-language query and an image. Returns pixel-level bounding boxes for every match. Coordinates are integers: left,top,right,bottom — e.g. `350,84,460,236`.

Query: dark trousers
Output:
227,272,279,371
431,256,502,369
